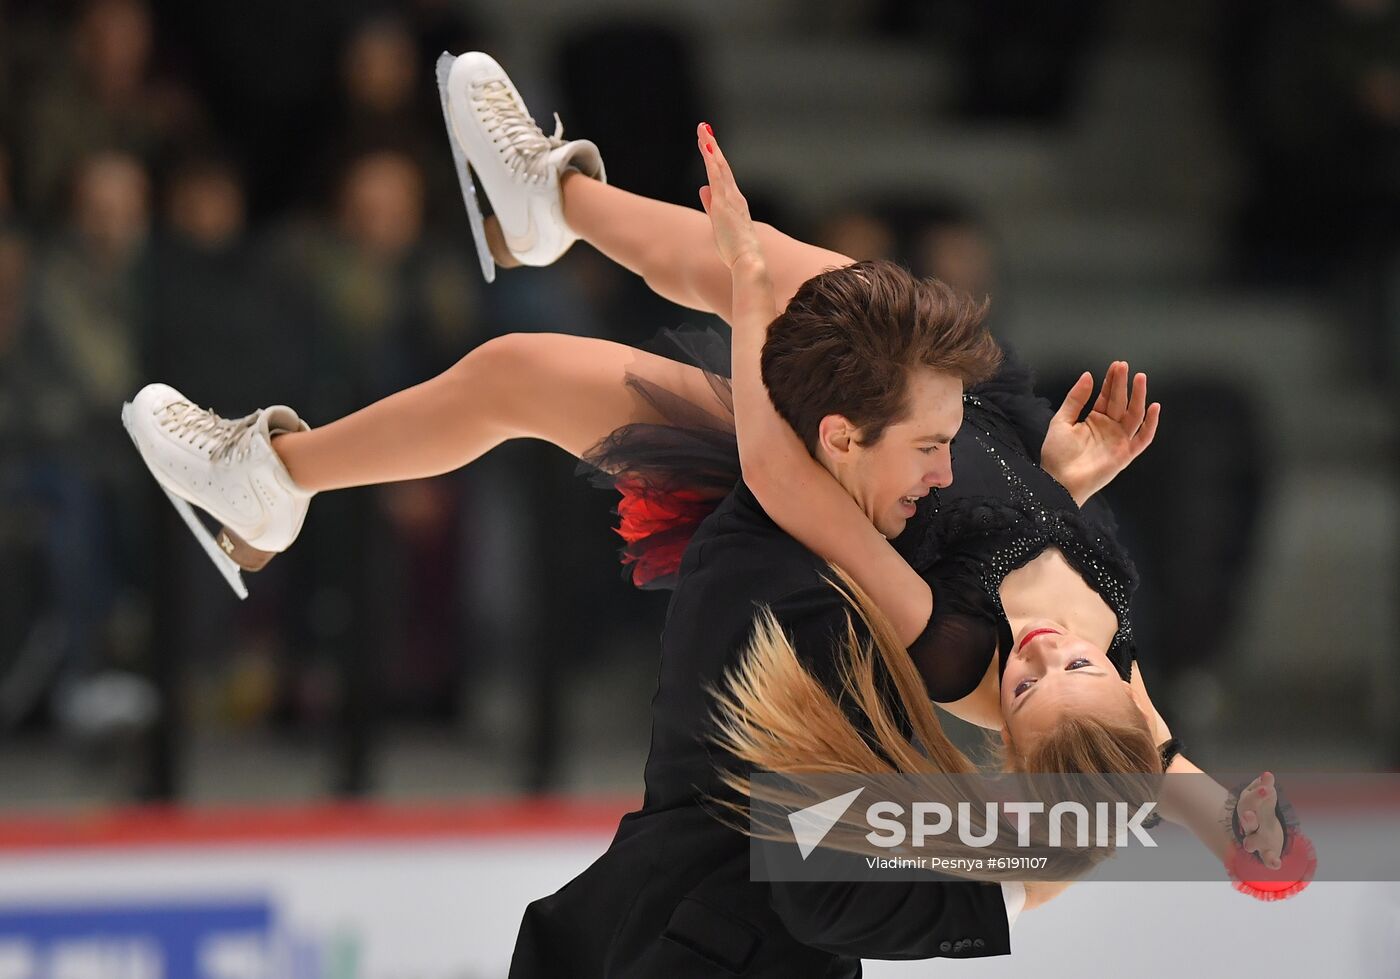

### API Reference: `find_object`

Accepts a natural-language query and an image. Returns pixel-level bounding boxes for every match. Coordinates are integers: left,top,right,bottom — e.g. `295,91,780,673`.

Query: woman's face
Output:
999,621,1146,745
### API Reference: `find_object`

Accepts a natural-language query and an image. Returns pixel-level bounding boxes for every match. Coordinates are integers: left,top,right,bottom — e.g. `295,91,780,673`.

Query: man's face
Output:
825,368,964,539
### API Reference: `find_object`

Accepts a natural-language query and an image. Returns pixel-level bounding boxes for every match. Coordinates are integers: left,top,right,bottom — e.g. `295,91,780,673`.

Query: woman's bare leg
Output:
272,333,721,492
272,162,851,492
559,172,853,324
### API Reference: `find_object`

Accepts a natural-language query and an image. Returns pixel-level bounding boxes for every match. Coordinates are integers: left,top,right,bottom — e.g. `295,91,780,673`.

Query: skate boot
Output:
437,51,606,281
121,384,313,599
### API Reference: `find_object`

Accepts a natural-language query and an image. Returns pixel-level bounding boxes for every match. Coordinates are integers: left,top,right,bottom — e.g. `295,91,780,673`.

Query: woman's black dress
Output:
582,330,1141,700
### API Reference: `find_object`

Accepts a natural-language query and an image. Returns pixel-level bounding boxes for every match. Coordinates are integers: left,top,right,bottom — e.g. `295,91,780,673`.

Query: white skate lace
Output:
472,80,565,184
159,402,261,463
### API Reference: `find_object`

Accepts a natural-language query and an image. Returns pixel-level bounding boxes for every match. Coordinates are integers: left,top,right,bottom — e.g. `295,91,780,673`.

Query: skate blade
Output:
436,52,496,284
160,487,249,600
120,401,249,600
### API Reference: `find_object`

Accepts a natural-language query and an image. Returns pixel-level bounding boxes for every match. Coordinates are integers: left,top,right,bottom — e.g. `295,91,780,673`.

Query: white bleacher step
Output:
1227,467,1398,689
1001,288,1393,461
1003,288,1341,383
706,40,954,123
1078,50,1224,128
997,210,1228,282
722,122,1069,213
1068,50,1239,211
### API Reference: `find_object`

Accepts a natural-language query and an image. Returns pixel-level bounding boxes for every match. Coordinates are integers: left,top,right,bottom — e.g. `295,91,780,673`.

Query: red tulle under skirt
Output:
613,477,728,589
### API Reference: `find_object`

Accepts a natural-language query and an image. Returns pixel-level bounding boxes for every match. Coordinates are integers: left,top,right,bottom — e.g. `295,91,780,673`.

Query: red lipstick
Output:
1017,627,1060,651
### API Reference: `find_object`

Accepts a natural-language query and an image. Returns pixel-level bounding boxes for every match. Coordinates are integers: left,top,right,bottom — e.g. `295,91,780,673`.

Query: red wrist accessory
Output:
1226,831,1316,902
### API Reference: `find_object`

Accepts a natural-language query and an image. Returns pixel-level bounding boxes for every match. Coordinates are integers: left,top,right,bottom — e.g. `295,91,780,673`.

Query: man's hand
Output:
1235,772,1285,870
1039,361,1160,505
696,122,764,271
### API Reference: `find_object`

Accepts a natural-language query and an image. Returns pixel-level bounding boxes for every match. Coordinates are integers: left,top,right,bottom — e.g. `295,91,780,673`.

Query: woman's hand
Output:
1234,772,1285,870
696,122,764,271
1039,361,1160,506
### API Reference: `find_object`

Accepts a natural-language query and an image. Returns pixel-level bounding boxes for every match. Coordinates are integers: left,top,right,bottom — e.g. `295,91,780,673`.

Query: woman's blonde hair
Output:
710,567,1163,881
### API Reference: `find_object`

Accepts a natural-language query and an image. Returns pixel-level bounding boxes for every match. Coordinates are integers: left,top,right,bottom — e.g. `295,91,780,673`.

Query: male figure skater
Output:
434,54,1026,978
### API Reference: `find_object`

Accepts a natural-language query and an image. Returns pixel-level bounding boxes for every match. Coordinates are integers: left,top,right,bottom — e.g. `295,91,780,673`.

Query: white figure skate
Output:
436,51,606,279
121,384,313,599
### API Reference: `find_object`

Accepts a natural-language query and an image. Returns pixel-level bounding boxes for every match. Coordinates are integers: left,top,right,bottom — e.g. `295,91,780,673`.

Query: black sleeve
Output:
757,585,1012,961
767,859,1012,961
906,560,1006,703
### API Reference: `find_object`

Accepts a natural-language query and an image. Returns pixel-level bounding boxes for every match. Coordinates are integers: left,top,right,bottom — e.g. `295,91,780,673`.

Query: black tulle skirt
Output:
581,327,1058,590
579,329,737,589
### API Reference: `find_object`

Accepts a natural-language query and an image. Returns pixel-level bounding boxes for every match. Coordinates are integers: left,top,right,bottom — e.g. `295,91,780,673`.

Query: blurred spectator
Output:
344,15,420,124
21,0,201,217
0,140,35,680
0,184,28,455
401,0,487,72
268,148,479,737
815,208,898,263
319,14,459,223
814,199,1000,305
1225,0,1400,377
150,154,302,409
0,1,69,135
558,22,703,208
1226,0,1400,278
33,150,149,433
166,155,244,245
149,0,352,216
4,149,159,739
144,155,313,733
907,202,999,302
0,220,39,725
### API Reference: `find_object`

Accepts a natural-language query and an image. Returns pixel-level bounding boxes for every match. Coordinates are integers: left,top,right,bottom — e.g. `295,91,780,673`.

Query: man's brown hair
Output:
760,260,1002,453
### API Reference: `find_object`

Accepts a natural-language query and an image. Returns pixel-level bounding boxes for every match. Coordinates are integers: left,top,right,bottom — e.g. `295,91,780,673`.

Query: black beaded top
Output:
897,379,1140,704
584,329,1142,704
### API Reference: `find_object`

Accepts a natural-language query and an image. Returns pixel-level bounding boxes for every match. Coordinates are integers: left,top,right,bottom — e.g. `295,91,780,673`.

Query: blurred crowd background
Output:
0,0,1396,809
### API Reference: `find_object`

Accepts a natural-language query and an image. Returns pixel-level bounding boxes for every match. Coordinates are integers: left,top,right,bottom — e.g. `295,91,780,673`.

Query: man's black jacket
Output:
509,482,1011,977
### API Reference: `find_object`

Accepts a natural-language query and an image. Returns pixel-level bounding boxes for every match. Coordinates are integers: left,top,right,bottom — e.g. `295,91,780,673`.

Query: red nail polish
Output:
705,142,715,154
704,123,714,137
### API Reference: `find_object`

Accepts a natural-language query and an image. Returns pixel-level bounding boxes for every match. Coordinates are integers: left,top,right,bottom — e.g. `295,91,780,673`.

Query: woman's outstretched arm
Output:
695,126,935,646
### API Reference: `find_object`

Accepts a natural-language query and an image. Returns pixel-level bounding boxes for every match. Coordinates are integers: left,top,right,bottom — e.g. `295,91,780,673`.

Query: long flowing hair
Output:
709,567,1163,881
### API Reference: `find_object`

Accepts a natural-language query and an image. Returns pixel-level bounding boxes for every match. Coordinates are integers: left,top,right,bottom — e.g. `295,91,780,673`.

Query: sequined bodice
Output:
901,393,1139,684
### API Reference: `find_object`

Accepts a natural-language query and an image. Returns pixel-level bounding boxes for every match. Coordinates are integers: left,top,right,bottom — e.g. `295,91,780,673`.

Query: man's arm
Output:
768,871,1014,960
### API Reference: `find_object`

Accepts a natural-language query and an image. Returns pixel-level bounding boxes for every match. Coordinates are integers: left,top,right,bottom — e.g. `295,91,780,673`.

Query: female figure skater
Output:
122,54,1290,881
685,121,1303,896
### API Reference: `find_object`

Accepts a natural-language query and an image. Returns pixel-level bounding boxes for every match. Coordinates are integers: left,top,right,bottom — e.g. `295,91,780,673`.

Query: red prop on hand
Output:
1226,832,1316,902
